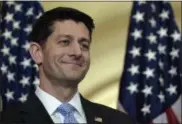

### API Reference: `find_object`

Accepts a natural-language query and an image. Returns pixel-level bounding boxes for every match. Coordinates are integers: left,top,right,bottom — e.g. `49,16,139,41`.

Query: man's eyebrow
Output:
57,34,73,39
79,38,91,43
57,34,91,43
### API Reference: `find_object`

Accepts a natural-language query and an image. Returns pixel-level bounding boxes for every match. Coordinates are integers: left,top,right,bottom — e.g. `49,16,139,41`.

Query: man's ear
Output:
29,42,43,65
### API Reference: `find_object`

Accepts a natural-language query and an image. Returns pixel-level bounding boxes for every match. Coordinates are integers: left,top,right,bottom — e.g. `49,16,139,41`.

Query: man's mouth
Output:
61,61,83,67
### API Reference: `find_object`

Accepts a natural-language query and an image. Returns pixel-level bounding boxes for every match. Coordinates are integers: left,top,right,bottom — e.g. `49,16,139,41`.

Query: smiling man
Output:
0,7,134,124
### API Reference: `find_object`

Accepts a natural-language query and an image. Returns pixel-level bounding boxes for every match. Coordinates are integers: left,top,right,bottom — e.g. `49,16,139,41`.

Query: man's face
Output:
40,20,91,86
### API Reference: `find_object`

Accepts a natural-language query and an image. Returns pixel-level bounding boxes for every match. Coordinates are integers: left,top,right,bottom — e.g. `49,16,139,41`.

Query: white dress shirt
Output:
35,86,87,123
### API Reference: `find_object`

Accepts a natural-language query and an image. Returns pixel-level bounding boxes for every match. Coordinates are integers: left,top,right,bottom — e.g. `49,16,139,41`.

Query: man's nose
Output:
69,42,82,57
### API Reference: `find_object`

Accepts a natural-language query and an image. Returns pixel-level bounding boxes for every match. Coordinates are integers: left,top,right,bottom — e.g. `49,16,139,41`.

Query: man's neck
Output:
39,81,78,103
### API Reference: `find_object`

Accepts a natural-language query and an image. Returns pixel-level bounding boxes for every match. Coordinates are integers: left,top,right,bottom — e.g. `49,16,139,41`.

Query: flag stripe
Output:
166,108,180,124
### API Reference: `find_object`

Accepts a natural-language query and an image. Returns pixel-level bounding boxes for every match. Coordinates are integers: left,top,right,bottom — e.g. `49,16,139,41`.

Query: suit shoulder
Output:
85,99,135,123
90,101,128,116
1,103,23,114
0,103,24,123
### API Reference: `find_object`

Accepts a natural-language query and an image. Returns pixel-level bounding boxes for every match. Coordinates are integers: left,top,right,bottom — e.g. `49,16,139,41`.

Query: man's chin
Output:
62,77,83,88
66,73,86,82
67,76,84,82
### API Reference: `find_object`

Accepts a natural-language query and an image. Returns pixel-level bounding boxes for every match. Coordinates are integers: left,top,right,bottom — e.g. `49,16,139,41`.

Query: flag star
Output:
128,64,140,76
9,55,16,65
168,66,177,77
138,1,146,5
19,94,28,103
7,1,15,6
149,18,156,28
144,49,156,61
33,64,39,72
170,48,179,60
151,3,156,12
159,75,164,86
3,29,12,40
141,104,151,116
126,82,138,95
20,58,31,69
132,11,145,23
14,4,22,12
1,45,10,56
157,27,168,38
131,29,142,41
166,84,177,96
170,30,181,42
20,76,30,87
143,67,155,79
146,33,157,44
13,21,20,30
36,12,43,19
4,12,14,22
158,60,164,70
158,44,166,55
24,25,32,34
7,71,15,82
26,7,34,16
142,85,153,97
158,92,165,103
129,46,141,58
159,9,169,21
22,42,30,51
10,37,18,46
5,90,14,101
0,64,8,75
33,77,40,86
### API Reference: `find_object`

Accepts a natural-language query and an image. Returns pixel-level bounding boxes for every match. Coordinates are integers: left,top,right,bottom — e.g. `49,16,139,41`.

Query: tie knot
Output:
57,103,76,116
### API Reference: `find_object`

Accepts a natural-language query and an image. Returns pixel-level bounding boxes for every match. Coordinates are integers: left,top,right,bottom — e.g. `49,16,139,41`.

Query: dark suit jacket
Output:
0,92,134,124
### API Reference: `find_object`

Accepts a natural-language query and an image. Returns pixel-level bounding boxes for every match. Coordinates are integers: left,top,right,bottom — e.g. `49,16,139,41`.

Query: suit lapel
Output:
20,92,54,124
80,95,103,124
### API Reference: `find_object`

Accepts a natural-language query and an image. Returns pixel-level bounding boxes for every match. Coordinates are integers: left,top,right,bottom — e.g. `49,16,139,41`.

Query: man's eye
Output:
81,44,89,50
59,40,70,45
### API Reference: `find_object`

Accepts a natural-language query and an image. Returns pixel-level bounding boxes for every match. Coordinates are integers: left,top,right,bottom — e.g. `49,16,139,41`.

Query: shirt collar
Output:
69,91,85,118
35,86,61,115
35,86,85,118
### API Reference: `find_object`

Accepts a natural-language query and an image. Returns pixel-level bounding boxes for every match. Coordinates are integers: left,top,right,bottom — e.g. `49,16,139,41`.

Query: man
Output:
0,7,134,124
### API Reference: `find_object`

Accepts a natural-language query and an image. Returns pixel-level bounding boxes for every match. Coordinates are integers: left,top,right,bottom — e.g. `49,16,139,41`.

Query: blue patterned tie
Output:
57,103,78,123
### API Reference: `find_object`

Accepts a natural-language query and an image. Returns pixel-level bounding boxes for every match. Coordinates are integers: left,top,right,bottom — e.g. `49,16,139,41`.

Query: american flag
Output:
118,1,181,124
0,1,43,109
